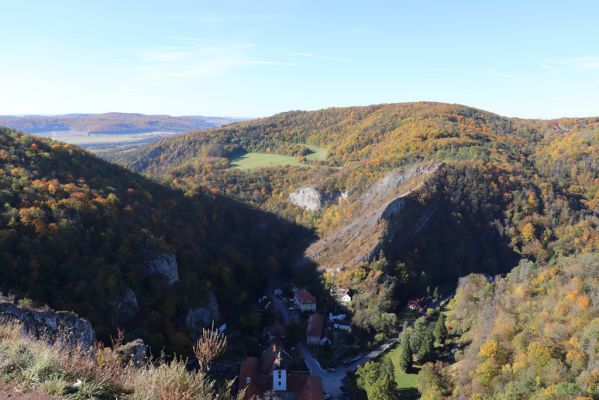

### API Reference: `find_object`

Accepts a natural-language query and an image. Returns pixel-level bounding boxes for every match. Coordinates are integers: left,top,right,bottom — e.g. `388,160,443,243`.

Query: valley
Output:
3,3,597,399
1,102,598,399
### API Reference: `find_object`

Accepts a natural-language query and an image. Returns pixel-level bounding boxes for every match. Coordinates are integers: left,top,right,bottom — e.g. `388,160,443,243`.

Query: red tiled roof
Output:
306,313,324,338
295,289,316,304
288,376,324,400
239,357,262,400
240,357,260,378
260,342,288,375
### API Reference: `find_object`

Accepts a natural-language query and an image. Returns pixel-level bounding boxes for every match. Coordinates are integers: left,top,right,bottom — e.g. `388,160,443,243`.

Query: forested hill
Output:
2,101,599,397
105,103,599,390
108,102,527,175
0,127,311,354
0,113,240,134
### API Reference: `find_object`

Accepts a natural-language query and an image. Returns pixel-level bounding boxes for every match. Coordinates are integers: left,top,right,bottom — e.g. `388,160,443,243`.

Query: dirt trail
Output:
0,383,58,400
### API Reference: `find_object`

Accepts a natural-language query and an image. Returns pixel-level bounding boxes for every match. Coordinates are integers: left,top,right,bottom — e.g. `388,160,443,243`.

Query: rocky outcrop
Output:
110,288,139,323
360,163,442,205
289,187,345,212
305,163,442,270
0,301,95,350
186,292,221,335
115,339,147,366
289,187,324,212
148,254,179,284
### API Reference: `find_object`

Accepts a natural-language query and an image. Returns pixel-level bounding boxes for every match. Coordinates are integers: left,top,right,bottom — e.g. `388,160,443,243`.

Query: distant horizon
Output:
1,100,598,122
0,112,249,119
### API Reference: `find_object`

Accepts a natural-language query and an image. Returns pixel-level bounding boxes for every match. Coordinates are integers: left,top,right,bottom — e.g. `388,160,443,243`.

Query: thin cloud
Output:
481,68,522,80
540,56,599,71
131,44,298,80
273,47,349,63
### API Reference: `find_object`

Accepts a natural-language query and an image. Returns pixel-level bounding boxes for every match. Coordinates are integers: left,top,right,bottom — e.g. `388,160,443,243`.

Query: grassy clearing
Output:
384,345,418,389
304,144,328,161
229,152,303,170
229,144,327,170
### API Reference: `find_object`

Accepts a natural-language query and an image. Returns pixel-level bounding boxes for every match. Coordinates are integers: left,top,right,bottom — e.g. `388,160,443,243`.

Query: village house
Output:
294,288,317,312
407,296,427,313
331,287,351,304
306,313,324,345
328,312,347,322
333,320,351,332
238,342,324,400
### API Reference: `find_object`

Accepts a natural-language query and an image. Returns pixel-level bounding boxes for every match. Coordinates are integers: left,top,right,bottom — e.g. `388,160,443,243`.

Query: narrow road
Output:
299,340,396,398
268,283,396,398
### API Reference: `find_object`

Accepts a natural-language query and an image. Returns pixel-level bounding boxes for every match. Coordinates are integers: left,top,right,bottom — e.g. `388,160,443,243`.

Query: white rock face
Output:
148,254,179,285
186,292,221,334
289,187,323,212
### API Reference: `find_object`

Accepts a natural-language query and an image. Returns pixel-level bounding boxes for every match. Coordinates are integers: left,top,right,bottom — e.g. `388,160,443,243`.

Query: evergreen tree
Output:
398,332,413,372
416,328,435,363
402,320,409,333
433,313,446,346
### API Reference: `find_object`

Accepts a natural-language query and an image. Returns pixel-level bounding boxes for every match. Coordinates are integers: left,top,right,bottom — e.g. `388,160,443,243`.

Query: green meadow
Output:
229,144,327,170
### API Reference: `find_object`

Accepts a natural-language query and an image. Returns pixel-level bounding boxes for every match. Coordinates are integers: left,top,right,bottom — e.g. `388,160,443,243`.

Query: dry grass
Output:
0,322,237,400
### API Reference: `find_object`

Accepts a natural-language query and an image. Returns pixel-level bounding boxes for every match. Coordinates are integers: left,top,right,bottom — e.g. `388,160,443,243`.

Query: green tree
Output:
415,328,435,363
356,360,400,400
416,362,450,400
433,313,446,346
398,332,413,373
369,373,400,400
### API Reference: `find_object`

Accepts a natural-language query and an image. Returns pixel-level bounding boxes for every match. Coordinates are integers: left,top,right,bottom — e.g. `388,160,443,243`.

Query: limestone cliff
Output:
0,300,95,350
305,163,443,272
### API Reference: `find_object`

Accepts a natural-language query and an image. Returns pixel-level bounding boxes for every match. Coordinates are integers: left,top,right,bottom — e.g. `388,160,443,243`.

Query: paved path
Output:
298,340,396,398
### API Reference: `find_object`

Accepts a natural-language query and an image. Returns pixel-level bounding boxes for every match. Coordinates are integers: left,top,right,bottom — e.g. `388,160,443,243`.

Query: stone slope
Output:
305,163,442,271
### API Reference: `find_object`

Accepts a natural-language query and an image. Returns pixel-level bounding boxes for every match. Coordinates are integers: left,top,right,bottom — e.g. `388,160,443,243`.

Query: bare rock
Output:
148,254,179,284
186,292,221,335
305,163,443,268
115,339,147,366
0,301,95,350
289,187,323,212
110,288,139,323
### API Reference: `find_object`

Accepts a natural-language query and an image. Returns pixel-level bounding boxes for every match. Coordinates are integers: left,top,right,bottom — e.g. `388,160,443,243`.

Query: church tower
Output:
272,349,288,392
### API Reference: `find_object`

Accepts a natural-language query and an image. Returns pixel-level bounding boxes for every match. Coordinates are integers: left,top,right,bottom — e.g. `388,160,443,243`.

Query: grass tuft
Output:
0,322,237,399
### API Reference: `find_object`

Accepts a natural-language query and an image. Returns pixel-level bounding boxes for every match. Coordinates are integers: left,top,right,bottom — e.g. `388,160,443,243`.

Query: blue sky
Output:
1,0,598,118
